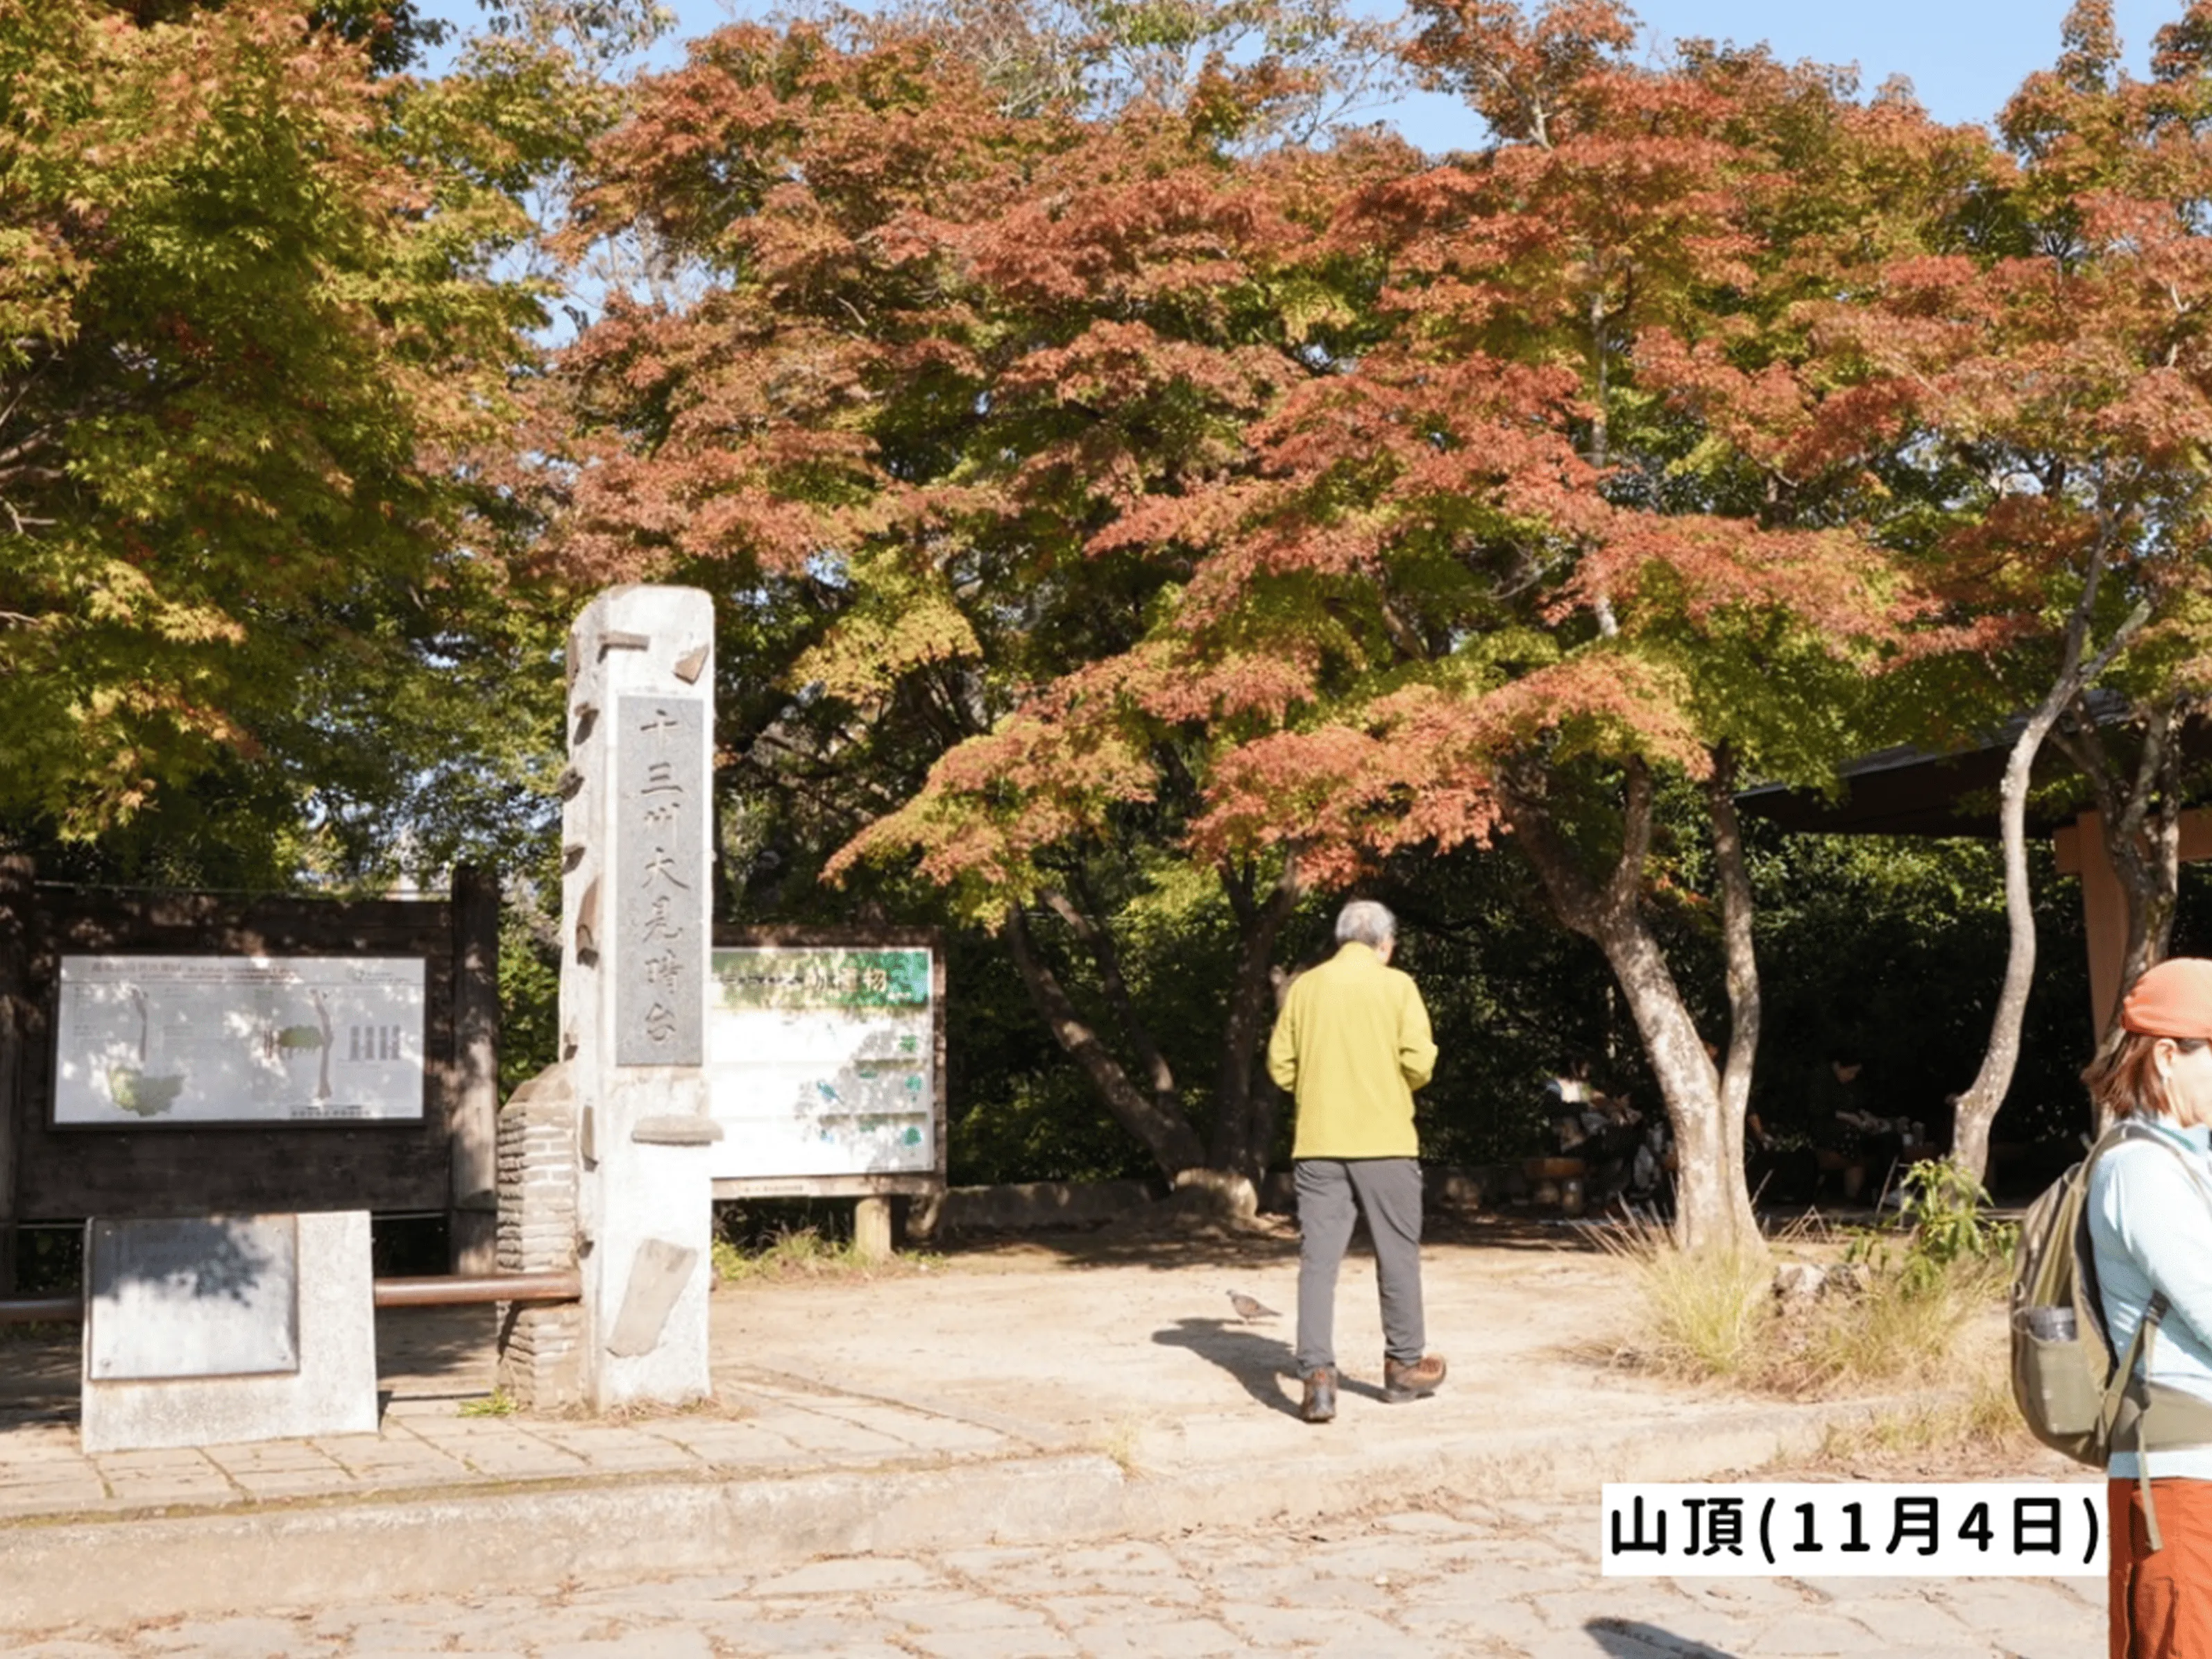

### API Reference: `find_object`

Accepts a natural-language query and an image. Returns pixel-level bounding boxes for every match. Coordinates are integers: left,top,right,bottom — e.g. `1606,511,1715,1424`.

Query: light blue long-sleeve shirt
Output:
2088,1116,2212,1479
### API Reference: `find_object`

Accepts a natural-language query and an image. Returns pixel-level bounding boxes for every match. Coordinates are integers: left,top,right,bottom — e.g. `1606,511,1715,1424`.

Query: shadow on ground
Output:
0,1304,497,1431
375,1305,497,1401
1587,1621,1737,1657
937,1209,1628,1273
0,1327,78,1427
1150,1316,1300,1418
1148,1316,1395,1418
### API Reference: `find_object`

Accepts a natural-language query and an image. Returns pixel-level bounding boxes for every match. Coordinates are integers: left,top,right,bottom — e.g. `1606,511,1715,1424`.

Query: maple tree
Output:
842,1,1991,1251
1375,0,2212,1191
0,0,618,880
548,11,1409,1185
547,0,2207,1230
1730,0,2212,1180
1962,1,2212,1167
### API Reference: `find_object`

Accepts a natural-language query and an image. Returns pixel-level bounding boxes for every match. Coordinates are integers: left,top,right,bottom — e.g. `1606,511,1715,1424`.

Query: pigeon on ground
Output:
1228,1290,1281,1322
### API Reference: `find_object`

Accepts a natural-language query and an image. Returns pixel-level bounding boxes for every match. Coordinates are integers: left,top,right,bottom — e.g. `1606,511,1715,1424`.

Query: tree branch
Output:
1040,881,1176,1109
1003,904,1204,1177
1603,757,1655,922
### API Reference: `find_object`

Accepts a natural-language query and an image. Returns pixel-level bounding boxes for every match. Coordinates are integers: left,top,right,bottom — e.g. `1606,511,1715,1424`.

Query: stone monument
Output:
80,1211,377,1454
556,586,721,1410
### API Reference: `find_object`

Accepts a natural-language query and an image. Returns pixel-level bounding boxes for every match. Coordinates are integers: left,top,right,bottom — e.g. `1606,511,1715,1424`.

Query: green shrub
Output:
709,1224,941,1284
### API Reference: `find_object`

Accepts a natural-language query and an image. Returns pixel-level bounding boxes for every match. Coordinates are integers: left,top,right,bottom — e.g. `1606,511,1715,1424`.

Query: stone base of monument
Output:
496,1064,584,1410
588,1133,715,1410
80,1210,378,1455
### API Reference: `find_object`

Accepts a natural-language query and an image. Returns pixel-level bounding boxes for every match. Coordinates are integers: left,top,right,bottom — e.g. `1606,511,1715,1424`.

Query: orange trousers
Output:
2110,1478,2212,1658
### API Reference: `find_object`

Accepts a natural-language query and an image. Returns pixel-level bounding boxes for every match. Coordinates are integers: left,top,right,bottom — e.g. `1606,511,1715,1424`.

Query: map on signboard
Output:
706,946,935,1180
56,956,427,1125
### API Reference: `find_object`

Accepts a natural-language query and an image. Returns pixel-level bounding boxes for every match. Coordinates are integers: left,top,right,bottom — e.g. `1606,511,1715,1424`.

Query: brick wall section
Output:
495,1064,583,1409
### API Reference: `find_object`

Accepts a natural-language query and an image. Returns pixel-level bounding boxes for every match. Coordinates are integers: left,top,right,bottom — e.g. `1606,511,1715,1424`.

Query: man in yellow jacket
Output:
1266,899,1446,1424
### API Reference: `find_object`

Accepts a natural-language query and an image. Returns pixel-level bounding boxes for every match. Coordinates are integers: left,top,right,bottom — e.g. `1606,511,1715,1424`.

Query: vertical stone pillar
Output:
495,1065,583,1408
562,586,720,1410
450,865,501,1275
0,854,26,1296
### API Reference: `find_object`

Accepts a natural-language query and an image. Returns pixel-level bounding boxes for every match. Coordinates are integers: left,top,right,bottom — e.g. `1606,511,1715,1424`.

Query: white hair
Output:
1335,900,1396,949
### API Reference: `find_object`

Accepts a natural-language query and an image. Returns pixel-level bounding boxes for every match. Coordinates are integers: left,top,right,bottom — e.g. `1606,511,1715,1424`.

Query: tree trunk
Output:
2054,695,2186,1030
1707,749,1761,1210
1950,568,2149,1182
1504,759,1761,1257
1040,885,1180,1130
1950,701,2056,1184
0,853,26,1295
2115,806,2184,1002
1209,856,1302,1182
1003,904,1207,1181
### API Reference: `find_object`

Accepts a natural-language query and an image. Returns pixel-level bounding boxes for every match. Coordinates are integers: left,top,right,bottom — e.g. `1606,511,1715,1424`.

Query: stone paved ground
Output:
0,1367,1021,1520
0,1243,1898,1529
0,1498,2100,1659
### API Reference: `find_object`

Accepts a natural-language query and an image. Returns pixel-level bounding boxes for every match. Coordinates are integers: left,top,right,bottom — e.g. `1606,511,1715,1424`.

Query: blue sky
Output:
425,0,2188,150
1625,1,2172,128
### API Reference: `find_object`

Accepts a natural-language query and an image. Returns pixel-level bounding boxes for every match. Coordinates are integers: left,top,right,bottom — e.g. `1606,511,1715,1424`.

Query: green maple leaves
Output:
0,0,591,876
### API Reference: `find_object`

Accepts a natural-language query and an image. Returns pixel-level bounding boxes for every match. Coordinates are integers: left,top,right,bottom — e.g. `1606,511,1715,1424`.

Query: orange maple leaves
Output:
556,0,2212,908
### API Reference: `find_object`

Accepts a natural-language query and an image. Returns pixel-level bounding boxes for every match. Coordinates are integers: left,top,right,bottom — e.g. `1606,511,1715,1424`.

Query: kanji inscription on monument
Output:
615,694,704,1066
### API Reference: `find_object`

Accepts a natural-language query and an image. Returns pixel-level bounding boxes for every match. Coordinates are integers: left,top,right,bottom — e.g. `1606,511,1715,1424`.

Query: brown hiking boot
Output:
1383,1354,1446,1403
1300,1367,1338,1424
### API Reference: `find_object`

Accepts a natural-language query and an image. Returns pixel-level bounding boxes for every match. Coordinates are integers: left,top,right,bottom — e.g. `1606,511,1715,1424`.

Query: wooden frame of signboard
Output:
0,860,500,1291
706,926,946,1202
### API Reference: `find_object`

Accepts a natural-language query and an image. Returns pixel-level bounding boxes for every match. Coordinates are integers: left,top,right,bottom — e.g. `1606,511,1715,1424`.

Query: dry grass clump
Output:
1608,1232,1775,1383
1778,1255,2005,1395
1602,1208,2005,1399
1811,1374,2042,1470
710,1226,942,1284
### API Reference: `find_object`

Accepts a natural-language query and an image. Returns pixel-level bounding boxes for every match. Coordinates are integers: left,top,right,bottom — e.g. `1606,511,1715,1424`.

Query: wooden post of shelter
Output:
0,855,26,1295
2053,808,2212,1035
450,865,501,1275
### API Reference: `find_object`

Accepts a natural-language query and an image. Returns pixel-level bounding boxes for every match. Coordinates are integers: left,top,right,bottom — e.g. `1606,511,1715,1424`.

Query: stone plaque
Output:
604,1238,699,1357
87,1216,301,1381
615,695,706,1066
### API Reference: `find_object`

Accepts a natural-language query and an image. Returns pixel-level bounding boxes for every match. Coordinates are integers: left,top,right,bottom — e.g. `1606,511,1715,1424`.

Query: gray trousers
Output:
1294,1157,1425,1377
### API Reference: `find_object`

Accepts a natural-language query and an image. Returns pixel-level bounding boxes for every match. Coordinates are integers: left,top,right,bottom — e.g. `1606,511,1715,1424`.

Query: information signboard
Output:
54,955,427,1126
706,943,941,1189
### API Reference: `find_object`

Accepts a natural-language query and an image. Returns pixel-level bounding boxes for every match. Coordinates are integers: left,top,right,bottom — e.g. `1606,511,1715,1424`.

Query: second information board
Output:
705,945,937,1182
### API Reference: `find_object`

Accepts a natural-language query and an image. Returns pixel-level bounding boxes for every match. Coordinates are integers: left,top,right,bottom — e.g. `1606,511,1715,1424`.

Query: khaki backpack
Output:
2011,1121,2212,1550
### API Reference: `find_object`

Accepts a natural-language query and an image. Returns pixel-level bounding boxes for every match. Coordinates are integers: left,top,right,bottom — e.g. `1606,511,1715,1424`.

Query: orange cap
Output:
2120,958,2212,1039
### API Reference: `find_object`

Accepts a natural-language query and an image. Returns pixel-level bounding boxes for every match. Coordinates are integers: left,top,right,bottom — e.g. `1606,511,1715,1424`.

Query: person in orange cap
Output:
2087,958,2212,1659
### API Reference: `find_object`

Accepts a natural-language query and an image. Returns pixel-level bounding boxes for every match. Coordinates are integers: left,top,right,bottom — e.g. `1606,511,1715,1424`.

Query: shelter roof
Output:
1735,691,2141,839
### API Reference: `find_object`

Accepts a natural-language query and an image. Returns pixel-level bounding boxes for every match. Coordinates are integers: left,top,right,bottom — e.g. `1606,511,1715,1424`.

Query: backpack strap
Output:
2100,1289,2165,1446
2075,1123,2149,1343
2097,1124,2212,1555
2111,1294,2172,1553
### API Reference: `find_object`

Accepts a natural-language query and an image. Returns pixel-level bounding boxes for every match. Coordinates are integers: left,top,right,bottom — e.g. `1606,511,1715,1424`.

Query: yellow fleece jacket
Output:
1266,941,1436,1160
